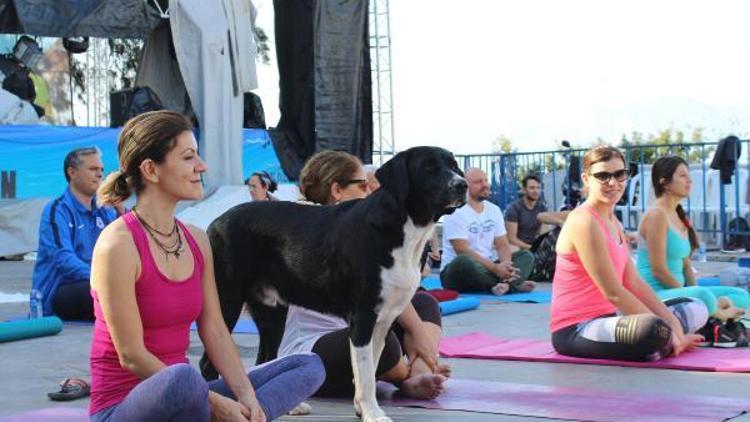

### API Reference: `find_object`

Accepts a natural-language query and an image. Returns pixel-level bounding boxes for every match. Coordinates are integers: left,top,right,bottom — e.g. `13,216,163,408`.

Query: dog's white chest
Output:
377,218,434,322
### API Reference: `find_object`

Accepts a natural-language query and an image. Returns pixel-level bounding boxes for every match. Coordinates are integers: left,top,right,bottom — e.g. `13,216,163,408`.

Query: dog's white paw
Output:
358,405,390,422
361,416,392,422
287,401,312,416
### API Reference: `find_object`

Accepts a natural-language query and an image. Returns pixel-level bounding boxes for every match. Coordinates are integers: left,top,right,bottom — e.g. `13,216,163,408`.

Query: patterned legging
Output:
552,297,709,362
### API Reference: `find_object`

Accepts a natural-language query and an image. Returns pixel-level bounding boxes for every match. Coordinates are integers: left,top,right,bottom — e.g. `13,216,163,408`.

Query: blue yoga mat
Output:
421,276,442,290
439,297,480,315
421,276,551,303
697,277,720,286
190,319,258,334
0,316,63,342
461,291,552,303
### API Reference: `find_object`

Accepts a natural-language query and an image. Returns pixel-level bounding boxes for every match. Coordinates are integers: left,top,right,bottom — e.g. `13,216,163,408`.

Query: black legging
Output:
52,280,94,321
311,291,441,397
551,297,708,362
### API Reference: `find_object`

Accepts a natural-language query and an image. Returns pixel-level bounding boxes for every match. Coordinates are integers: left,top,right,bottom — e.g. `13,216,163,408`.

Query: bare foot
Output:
399,373,446,400
435,363,452,378
491,282,510,296
514,280,536,293
717,296,733,310
715,306,745,321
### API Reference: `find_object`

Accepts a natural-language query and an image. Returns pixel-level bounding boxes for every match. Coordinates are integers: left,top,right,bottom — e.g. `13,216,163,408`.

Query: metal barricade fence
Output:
455,140,750,248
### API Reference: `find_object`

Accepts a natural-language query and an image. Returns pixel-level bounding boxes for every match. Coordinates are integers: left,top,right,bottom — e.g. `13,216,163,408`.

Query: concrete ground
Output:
1,258,749,421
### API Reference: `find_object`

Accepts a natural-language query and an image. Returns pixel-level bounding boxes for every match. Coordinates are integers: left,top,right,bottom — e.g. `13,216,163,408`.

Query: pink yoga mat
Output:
381,378,750,422
0,407,88,422
440,332,750,372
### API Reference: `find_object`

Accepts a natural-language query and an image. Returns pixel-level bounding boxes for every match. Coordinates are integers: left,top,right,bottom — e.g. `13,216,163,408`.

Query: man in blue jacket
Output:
31,147,119,320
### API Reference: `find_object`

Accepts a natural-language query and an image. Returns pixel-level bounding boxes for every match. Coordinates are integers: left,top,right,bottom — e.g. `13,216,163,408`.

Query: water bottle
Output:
29,289,43,319
697,243,707,263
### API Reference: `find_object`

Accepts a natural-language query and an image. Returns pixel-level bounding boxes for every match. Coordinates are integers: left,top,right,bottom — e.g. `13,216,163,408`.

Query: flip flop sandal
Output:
47,378,90,401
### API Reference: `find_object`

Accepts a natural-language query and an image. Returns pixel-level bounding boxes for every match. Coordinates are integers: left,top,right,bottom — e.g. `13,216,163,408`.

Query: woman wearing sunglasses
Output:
278,150,450,400
550,145,708,361
637,156,748,324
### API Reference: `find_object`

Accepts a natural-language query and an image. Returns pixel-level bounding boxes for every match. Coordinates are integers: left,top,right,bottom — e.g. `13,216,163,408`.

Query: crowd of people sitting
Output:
26,110,750,420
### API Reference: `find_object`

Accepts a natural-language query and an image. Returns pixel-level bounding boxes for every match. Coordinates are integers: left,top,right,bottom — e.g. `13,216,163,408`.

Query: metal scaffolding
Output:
81,38,113,127
369,0,395,165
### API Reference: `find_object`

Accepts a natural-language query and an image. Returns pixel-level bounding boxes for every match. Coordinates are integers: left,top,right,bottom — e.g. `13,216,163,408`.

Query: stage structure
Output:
369,0,395,165
0,0,258,190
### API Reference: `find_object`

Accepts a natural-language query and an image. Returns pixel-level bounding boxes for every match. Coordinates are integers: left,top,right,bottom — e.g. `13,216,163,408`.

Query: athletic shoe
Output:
725,319,749,347
699,318,748,348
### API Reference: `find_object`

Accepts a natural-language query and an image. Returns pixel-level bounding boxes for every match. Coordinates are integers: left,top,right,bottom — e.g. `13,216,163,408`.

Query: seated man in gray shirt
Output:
505,175,569,250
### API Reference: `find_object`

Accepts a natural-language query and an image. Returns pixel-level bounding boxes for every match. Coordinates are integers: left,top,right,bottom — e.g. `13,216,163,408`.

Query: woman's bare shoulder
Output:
95,218,137,257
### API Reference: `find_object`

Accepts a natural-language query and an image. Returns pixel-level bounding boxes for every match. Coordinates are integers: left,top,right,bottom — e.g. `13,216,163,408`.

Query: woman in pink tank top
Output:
89,111,324,421
550,145,707,362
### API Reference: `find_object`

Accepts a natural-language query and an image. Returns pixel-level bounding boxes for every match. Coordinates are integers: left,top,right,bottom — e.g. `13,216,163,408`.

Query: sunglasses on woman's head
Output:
591,169,628,183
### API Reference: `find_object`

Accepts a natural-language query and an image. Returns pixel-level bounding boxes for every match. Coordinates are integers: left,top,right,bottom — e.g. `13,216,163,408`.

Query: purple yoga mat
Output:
440,332,750,372
381,378,750,422
0,407,88,422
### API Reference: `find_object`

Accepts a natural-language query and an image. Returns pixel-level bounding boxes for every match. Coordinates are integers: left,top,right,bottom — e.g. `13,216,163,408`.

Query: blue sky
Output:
254,0,750,154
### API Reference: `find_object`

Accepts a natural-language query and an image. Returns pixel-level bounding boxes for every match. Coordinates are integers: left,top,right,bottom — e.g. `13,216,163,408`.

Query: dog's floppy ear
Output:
376,150,410,205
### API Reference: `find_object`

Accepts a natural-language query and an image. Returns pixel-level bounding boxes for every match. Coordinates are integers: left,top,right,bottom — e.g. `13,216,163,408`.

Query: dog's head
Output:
376,146,467,225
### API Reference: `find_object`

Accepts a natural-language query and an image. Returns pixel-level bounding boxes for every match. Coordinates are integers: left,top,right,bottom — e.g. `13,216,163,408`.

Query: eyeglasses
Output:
591,169,629,183
343,178,368,189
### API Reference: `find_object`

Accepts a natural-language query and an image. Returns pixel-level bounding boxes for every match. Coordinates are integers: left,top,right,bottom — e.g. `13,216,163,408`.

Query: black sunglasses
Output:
591,169,628,183
343,178,368,188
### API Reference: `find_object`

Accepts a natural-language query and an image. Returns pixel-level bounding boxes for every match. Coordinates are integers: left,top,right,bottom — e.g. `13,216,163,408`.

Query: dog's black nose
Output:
449,177,467,195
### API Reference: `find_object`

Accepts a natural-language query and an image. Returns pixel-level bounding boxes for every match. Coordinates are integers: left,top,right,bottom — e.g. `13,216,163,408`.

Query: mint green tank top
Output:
637,226,692,291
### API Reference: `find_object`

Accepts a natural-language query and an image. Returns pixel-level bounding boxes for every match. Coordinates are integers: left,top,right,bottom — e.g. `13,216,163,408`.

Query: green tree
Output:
492,135,515,154
618,127,709,165
254,27,271,65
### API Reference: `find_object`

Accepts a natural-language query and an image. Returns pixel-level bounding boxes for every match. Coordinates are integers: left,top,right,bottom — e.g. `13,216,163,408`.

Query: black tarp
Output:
0,1,20,33
0,0,163,38
271,0,373,181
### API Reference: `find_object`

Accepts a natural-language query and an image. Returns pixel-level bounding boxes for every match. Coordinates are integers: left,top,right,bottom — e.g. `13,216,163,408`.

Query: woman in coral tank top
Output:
89,111,324,421
550,145,708,361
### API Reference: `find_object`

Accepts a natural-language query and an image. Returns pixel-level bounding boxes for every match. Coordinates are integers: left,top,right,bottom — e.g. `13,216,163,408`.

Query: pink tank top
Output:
89,212,204,415
550,205,630,332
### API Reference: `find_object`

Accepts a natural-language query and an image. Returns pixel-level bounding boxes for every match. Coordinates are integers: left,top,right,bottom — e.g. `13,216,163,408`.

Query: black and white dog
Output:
201,146,466,422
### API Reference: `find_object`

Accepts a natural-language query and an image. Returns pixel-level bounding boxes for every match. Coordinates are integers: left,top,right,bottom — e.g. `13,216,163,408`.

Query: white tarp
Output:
177,184,300,230
169,0,257,190
0,198,47,256
0,89,40,125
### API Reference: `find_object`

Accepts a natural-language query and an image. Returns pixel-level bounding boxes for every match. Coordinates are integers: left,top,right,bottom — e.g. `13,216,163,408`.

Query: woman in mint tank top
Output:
637,156,749,321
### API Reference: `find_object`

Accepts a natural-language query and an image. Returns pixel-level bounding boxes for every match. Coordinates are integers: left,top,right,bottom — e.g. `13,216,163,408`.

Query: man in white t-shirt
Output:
440,168,536,295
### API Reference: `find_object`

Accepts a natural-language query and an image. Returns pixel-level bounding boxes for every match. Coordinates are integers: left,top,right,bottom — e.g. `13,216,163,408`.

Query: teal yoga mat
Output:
439,297,480,315
0,316,63,343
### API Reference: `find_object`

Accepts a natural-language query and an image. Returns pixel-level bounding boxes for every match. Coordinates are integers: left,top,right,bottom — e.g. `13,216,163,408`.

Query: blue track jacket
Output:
31,187,117,315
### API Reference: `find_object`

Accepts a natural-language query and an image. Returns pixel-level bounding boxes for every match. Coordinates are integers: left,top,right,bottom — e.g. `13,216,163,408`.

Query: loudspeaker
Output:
109,86,163,127
13,36,42,68
62,37,89,54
